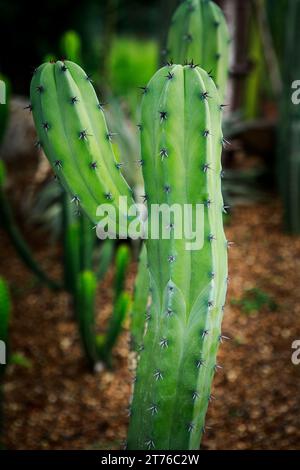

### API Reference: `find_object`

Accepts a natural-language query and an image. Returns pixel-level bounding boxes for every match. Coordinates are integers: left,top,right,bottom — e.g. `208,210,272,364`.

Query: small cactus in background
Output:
96,244,131,366
60,30,83,65
0,160,61,291
0,277,10,447
127,64,228,450
167,0,230,102
0,75,10,144
0,277,10,372
130,244,149,351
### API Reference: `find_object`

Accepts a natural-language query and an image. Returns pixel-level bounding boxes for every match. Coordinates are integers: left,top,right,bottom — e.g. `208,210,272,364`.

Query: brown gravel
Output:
1,201,300,450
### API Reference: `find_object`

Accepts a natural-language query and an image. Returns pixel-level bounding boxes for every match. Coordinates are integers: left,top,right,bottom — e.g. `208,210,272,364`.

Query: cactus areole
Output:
127,64,228,450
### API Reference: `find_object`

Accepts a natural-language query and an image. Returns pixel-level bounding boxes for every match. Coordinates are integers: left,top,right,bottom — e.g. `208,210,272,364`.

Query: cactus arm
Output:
167,0,230,102
127,64,227,450
0,75,10,144
60,30,82,65
98,292,130,366
114,244,131,299
76,270,98,369
30,61,135,228
97,244,131,365
62,189,81,294
79,211,95,271
0,277,10,348
0,277,10,448
130,243,150,351
96,239,115,281
0,162,61,291
31,64,100,223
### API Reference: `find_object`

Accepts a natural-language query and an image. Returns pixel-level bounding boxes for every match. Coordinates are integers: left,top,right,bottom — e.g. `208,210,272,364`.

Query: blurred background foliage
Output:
0,0,171,95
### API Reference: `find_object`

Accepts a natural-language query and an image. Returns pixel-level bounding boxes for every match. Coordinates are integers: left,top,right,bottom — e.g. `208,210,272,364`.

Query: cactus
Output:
62,189,81,294
130,244,150,351
0,277,10,448
76,270,98,369
97,244,131,365
30,59,229,446
114,244,131,298
97,239,114,281
97,292,130,366
60,30,83,65
30,60,134,229
277,0,300,233
167,0,230,102
127,64,228,450
0,277,10,370
0,75,10,144
75,244,130,368
0,160,61,291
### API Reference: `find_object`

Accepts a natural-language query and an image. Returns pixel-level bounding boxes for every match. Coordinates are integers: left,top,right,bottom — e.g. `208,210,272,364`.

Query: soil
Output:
1,201,300,450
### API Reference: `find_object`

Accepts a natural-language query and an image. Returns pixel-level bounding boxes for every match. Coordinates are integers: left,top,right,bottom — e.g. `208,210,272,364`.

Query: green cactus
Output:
97,292,130,366
0,277,10,367
0,75,10,144
62,189,81,294
60,30,83,65
114,244,131,298
30,60,229,446
167,0,230,102
97,239,114,281
76,270,98,369
75,244,130,368
277,0,300,233
127,64,228,450
130,244,149,351
0,277,10,448
30,60,134,229
97,244,131,365
0,160,61,291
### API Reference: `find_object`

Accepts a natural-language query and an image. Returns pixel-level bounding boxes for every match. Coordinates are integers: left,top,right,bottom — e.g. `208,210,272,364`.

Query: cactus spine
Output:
30,61,134,229
127,64,228,450
167,0,230,101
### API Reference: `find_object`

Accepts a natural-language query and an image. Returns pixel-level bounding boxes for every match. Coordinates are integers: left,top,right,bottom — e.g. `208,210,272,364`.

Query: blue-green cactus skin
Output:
127,64,228,450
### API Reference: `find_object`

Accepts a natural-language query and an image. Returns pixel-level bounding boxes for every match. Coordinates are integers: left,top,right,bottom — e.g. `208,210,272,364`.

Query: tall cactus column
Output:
167,0,230,102
127,64,228,450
